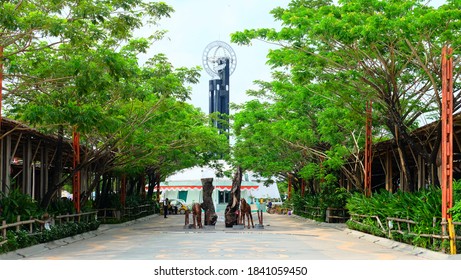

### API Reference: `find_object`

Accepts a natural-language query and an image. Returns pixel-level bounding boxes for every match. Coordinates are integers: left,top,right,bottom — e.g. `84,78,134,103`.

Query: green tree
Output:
231,70,364,194
1,1,229,209
231,0,461,192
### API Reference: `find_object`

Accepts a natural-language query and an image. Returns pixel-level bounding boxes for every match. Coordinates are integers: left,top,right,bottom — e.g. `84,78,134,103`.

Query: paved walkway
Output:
0,211,457,260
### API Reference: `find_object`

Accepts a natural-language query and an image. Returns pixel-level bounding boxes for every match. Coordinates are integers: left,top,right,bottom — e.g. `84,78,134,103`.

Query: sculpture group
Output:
185,199,256,229
182,169,259,230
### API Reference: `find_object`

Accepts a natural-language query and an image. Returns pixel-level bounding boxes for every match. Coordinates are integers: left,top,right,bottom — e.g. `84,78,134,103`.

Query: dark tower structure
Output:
202,41,237,138
209,57,230,134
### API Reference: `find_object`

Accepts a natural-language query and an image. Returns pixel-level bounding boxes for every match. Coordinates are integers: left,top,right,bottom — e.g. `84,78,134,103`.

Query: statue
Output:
201,178,217,226
225,166,242,227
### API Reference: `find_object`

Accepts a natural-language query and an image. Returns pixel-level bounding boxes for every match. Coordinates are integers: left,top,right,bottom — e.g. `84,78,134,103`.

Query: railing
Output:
349,213,386,236
1,205,155,248
440,219,461,241
97,204,156,222
124,204,154,219
349,214,460,253
386,216,461,241
55,211,98,225
297,206,349,223
386,217,419,238
298,206,323,220
97,208,119,222
326,207,349,223
1,211,98,247
1,216,47,241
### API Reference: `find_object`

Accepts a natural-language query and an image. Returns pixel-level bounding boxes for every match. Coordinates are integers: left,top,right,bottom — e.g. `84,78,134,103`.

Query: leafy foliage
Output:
0,221,100,254
346,187,444,247
1,0,228,210
449,180,461,222
290,184,351,222
346,188,441,222
47,198,76,216
0,189,41,223
231,0,461,193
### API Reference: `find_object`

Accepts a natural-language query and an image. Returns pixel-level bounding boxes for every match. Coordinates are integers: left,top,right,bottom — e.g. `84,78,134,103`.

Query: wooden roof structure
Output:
1,117,74,199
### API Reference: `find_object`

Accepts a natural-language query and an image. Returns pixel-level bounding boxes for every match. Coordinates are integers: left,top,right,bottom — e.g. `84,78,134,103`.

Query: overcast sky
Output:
139,0,291,113
140,0,446,115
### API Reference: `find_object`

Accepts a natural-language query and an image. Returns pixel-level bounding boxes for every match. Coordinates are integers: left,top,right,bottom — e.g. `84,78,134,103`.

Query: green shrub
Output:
346,218,386,237
345,187,445,249
0,189,41,223
346,187,441,224
450,180,461,222
47,198,75,216
0,230,38,253
290,184,350,222
0,220,101,255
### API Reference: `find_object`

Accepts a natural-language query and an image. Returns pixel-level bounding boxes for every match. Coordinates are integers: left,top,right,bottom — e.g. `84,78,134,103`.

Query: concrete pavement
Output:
0,211,457,260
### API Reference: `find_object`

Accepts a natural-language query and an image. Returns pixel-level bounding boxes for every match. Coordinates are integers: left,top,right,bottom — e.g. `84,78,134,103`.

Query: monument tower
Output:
202,41,237,138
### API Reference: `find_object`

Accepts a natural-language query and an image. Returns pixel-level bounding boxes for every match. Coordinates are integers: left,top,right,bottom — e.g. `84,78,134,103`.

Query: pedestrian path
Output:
1,211,455,260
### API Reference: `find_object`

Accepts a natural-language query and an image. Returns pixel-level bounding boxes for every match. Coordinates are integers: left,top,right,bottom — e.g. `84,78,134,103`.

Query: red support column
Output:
441,46,454,254
72,128,81,213
364,100,373,197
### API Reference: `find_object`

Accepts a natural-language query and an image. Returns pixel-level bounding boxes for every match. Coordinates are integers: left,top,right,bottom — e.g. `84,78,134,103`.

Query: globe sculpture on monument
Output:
202,40,237,138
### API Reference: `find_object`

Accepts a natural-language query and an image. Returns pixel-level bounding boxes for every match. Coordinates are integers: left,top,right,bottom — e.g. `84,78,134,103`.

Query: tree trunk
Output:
137,174,145,197
127,176,136,196
386,109,420,192
146,169,156,200
155,173,161,202
98,173,112,208
81,170,101,208
95,171,101,207
392,126,416,192
201,178,217,225
225,166,242,227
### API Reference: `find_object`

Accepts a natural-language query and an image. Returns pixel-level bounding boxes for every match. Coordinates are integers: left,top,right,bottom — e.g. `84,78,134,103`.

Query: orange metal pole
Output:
441,46,453,221
364,100,373,197
72,128,81,213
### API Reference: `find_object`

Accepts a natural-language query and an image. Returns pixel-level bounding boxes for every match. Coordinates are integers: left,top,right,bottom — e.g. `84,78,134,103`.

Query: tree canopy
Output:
230,0,461,193
1,0,228,207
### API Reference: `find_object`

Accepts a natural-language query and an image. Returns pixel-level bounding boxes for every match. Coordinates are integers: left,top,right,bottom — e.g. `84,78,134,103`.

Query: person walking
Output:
255,199,263,225
163,198,169,218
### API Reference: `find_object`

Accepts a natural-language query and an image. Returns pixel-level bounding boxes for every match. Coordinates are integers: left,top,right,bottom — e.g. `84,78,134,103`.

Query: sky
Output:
138,0,291,113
